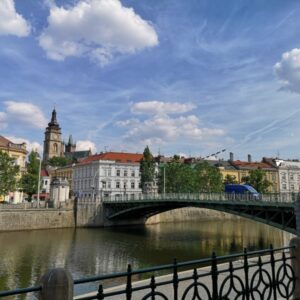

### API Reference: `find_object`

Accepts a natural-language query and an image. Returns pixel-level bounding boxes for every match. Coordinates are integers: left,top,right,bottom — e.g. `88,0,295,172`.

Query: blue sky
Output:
1,0,300,161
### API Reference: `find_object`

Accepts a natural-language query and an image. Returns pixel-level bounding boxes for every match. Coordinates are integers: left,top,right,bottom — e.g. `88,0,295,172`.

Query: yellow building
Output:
48,164,74,192
230,160,279,193
0,136,28,202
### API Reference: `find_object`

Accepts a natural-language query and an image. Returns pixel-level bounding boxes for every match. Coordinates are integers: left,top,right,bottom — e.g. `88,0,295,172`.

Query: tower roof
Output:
47,109,60,130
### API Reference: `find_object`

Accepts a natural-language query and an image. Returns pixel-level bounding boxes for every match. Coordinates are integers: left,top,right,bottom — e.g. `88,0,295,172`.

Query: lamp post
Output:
37,152,42,208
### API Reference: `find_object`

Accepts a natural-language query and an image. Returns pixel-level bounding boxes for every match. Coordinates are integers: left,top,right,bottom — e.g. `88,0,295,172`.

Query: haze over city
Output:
1,0,300,160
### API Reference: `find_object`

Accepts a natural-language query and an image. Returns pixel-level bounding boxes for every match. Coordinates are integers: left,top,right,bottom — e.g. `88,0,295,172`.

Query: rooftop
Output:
0,136,27,154
80,152,143,164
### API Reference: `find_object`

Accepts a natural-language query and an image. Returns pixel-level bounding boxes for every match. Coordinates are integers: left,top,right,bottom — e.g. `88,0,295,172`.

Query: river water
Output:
0,217,294,298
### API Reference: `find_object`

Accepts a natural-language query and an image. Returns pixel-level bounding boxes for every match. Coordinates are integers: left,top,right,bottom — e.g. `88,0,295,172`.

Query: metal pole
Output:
163,166,166,195
37,155,42,208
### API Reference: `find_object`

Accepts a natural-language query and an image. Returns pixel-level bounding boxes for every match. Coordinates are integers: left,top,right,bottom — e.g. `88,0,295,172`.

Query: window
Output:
281,173,286,180
131,182,135,189
53,143,58,153
272,174,276,181
116,182,120,188
291,184,295,191
45,180,48,185
283,183,287,190
124,182,127,189
124,170,128,177
116,170,120,176
131,170,135,177
290,174,294,181
102,181,106,188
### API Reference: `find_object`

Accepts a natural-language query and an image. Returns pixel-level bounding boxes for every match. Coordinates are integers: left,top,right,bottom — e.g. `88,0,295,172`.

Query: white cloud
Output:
7,136,43,154
76,140,96,153
39,0,158,65
131,101,196,115
118,114,225,145
0,112,7,129
274,48,300,93
0,0,31,37
4,101,47,129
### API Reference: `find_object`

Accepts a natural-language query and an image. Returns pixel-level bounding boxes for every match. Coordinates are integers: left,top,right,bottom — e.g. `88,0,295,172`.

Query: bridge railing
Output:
0,243,298,300
103,192,297,203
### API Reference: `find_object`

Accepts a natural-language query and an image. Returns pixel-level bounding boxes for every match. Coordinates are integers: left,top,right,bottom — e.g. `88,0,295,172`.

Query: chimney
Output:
248,154,252,163
229,152,234,161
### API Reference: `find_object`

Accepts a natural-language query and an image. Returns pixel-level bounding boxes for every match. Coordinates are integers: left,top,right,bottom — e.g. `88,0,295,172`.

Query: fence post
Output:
290,237,300,300
38,268,73,300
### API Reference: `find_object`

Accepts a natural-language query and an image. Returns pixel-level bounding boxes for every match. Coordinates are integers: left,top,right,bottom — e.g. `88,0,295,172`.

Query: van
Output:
225,184,260,199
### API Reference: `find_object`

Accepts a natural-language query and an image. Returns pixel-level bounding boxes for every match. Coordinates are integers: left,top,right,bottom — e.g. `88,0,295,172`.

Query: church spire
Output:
50,109,58,125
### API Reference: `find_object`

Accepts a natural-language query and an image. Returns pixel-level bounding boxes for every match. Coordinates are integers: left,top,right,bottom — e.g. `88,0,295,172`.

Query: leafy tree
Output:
224,174,238,184
158,160,223,193
241,169,271,193
21,151,40,200
47,156,72,167
0,151,19,198
140,146,155,189
194,162,224,193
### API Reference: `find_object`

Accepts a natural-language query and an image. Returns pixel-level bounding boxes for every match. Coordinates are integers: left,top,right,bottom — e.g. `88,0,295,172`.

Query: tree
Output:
140,146,155,190
224,174,238,184
194,162,224,193
21,151,40,200
47,156,72,167
0,151,19,199
157,160,223,193
241,169,271,193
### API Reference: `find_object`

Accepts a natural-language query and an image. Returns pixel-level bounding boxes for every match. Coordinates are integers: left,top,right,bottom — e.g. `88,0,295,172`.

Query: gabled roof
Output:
80,152,143,164
41,169,49,177
230,160,276,170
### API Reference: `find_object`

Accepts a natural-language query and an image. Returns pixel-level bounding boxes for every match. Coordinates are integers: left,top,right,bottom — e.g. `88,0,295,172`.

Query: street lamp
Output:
36,152,42,208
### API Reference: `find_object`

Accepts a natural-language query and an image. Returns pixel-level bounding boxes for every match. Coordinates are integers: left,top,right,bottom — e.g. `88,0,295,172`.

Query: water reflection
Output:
0,217,294,298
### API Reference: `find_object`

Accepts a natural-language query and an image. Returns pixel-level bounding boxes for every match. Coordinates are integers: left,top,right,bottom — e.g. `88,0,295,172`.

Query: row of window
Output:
74,180,139,190
281,173,300,181
282,183,300,190
74,167,138,178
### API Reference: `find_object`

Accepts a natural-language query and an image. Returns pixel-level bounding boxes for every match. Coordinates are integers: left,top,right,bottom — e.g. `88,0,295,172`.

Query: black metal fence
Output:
0,245,296,299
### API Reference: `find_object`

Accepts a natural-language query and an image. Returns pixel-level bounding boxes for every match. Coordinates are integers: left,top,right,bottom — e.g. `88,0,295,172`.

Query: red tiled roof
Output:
41,169,49,177
0,136,12,147
80,152,143,164
231,160,275,169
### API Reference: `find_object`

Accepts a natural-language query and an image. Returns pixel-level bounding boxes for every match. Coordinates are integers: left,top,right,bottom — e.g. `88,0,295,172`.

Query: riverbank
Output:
0,204,235,232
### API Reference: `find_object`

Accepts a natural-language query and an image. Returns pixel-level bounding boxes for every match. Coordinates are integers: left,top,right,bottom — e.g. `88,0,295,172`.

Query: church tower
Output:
43,109,64,162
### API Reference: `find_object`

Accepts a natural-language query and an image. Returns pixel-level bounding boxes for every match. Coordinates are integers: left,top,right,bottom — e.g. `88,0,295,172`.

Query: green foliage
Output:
140,146,155,189
21,151,40,199
0,151,19,197
241,169,272,193
47,156,72,167
194,162,224,193
224,174,238,184
158,161,224,193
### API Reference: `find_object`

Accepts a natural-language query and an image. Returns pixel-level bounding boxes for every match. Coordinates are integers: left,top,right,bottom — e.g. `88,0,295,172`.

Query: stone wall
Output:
0,209,74,231
146,207,236,224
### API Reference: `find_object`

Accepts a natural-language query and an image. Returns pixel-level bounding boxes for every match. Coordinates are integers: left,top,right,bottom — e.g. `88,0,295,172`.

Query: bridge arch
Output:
104,201,296,234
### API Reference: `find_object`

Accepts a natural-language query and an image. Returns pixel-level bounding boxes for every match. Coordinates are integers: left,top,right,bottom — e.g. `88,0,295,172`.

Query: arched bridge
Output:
103,193,298,234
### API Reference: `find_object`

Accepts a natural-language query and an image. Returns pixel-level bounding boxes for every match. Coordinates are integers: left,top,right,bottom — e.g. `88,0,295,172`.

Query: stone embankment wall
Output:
146,207,235,224
0,201,236,232
0,208,74,231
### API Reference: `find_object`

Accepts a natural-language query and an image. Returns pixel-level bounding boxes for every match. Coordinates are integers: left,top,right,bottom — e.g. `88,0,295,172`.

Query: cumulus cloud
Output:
0,112,7,129
0,0,31,37
117,114,225,145
274,48,300,93
4,101,47,129
7,136,43,154
76,140,97,153
131,101,196,115
39,0,158,65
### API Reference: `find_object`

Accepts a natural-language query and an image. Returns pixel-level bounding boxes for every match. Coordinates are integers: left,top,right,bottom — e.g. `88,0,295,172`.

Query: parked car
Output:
225,184,260,199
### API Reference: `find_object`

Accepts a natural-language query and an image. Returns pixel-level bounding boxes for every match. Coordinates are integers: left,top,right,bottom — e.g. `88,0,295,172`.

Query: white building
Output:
73,152,143,200
41,169,50,194
271,159,300,193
